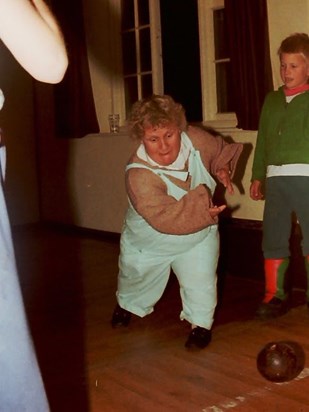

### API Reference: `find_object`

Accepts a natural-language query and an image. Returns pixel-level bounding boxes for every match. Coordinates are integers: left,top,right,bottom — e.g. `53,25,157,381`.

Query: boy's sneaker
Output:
255,297,289,320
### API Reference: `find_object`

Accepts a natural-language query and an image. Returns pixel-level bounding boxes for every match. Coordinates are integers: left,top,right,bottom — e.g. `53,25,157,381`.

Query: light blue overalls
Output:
117,133,219,329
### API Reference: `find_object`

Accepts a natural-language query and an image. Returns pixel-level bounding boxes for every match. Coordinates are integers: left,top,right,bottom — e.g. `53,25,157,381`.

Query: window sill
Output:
203,120,257,135
86,126,129,138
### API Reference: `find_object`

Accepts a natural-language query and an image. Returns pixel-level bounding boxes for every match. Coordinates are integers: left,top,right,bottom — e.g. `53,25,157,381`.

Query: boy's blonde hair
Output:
278,33,309,60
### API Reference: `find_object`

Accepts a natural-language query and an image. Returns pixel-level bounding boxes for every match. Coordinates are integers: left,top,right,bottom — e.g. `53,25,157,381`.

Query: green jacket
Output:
251,86,309,181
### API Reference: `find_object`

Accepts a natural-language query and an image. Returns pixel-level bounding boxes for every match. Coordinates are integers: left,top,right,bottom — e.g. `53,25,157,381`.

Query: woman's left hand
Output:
216,167,234,194
209,204,226,218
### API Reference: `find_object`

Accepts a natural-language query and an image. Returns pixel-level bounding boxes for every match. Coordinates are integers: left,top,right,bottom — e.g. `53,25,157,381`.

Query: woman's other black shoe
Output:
185,327,212,349
111,304,131,327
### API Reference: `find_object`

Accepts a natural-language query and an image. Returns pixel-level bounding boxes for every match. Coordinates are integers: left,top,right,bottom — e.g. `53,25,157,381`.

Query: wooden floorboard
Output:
11,223,309,412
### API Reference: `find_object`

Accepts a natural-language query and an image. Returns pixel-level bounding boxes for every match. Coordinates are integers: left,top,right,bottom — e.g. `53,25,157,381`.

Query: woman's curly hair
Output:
128,94,187,140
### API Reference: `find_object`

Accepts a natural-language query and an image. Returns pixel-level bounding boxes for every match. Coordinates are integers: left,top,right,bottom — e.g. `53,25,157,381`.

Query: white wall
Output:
267,0,309,90
40,131,137,233
38,126,263,233
39,129,263,233
224,130,264,221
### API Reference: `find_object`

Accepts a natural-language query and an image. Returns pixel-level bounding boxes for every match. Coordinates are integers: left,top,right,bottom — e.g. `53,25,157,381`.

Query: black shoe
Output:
111,304,131,327
255,297,289,320
185,327,212,349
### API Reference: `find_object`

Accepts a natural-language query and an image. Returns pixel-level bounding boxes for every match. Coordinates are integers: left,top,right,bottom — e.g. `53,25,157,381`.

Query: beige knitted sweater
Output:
125,125,243,235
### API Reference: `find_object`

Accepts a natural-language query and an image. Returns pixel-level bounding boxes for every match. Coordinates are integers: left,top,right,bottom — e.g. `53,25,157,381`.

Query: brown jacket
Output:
125,125,243,235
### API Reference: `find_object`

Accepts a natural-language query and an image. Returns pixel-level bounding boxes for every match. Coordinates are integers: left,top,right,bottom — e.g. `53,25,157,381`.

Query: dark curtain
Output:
51,0,99,138
224,0,273,130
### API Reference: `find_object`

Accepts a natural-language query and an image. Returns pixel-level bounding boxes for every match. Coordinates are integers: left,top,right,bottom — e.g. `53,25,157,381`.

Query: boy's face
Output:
280,52,309,89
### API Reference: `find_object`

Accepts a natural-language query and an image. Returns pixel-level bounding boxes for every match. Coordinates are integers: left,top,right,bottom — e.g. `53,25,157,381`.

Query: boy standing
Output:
250,33,309,319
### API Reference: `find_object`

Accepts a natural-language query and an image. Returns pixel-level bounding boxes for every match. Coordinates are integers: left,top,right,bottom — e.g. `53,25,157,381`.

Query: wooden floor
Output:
12,223,309,412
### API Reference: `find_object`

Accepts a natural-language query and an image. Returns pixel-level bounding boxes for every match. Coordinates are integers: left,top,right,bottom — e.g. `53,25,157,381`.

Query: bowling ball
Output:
257,341,305,382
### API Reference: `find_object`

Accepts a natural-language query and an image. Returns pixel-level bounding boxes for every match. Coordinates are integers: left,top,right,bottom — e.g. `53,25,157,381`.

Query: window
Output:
213,8,235,113
159,0,202,122
198,0,237,127
120,0,163,115
119,0,236,127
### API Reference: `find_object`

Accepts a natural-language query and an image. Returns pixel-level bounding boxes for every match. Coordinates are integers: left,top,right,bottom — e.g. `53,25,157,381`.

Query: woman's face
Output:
142,123,181,166
280,52,309,89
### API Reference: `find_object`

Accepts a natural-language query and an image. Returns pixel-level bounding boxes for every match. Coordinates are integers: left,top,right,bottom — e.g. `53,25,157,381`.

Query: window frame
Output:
198,0,237,129
119,0,163,118
116,0,237,128
149,1,163,94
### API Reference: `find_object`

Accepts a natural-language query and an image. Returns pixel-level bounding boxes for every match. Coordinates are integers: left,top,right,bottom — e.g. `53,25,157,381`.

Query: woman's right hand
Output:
250,180,263,200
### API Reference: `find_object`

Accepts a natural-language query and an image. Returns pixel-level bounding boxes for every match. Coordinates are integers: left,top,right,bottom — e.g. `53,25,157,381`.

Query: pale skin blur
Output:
142,123,235,218
0,0,68,83
250,52,309,201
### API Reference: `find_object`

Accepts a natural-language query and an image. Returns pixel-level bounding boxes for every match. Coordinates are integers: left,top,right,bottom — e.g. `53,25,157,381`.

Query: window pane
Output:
140,28,151,72
122,32,137,75
141,74,152,98
121,0,135,30
160,0,202,122
124,76,138,115
214,8,229,60
216,62,234,113
138,0,149,26
121,1,155,118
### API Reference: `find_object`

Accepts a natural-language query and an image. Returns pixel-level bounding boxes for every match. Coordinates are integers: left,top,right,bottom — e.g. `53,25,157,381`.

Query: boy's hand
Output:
250,180,263,200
